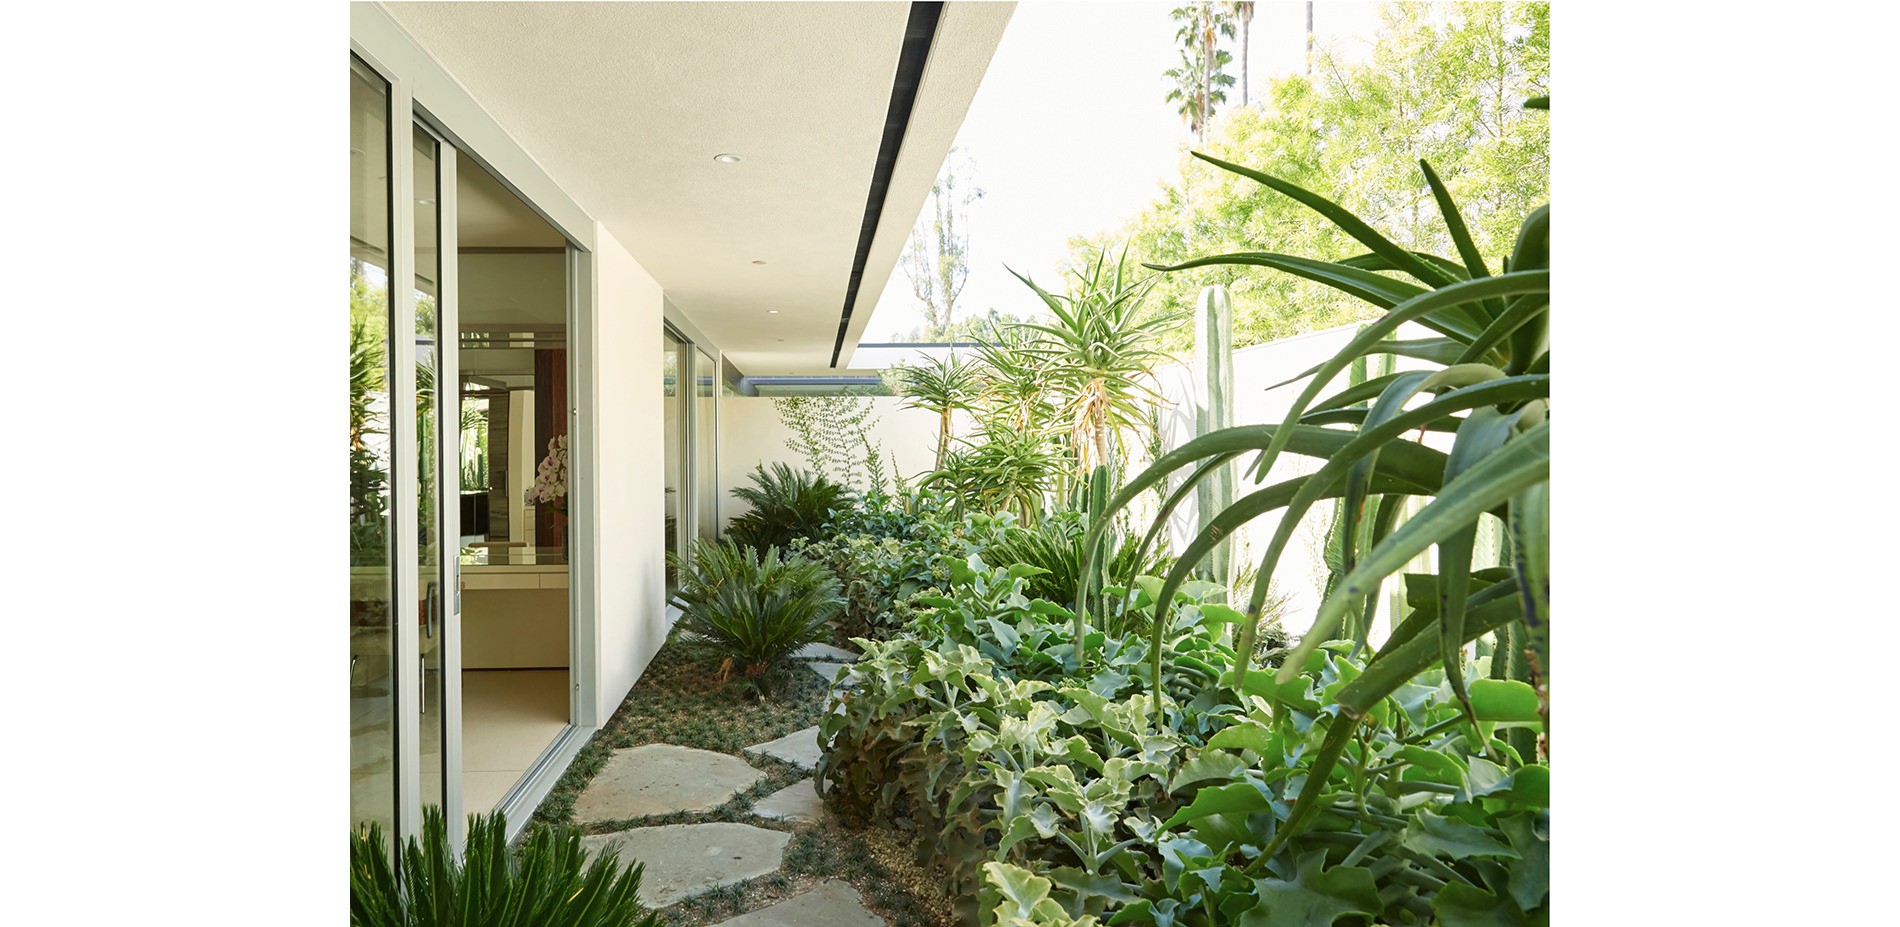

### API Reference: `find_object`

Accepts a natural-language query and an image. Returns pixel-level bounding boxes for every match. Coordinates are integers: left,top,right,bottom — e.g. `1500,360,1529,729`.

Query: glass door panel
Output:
662,330,685,590
349,54,396,837
414,124,448,813
695,349,718,541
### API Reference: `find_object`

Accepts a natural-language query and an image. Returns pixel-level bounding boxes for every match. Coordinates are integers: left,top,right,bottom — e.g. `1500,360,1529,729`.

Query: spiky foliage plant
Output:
350,806,658,927
898,352,983,470
667,539,844,686
1009,247,1186,477
724,462,858,554
968,321,1056,435
1081,117,1550,854
921,422,1064,525
983,514,1174,633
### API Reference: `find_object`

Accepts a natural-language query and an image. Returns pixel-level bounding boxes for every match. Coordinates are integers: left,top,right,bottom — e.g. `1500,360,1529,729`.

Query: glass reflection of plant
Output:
459,399,489,493
349,263,389,566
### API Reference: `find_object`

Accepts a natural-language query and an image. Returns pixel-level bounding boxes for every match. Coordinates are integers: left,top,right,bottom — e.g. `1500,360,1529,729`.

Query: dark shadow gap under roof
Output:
830,1,944,368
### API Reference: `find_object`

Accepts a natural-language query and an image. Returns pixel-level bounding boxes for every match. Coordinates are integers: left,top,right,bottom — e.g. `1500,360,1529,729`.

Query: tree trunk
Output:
1305,2,1315,78
1240,14,1250,108
937,406,952,470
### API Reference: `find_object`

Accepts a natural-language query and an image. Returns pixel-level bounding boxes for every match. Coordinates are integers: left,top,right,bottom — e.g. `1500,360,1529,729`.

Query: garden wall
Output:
1151,320,1455,637
715,396,953,528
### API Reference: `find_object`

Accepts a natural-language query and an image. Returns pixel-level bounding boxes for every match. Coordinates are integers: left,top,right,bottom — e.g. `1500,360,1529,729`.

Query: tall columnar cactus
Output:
1193,285,1235,591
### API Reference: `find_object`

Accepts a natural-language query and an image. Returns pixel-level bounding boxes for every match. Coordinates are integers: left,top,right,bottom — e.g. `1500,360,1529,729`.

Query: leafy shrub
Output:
725,462,858,554
350,806,658,927
667,539,843,689
819,558,1548,927
789,534,938,643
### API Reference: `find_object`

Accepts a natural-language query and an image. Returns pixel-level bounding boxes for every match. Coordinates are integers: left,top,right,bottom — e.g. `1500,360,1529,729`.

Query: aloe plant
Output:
899,352,983,470
921,422,1064,524
970,320,1056,435
1078,130,1548,853
1008,247,1185,478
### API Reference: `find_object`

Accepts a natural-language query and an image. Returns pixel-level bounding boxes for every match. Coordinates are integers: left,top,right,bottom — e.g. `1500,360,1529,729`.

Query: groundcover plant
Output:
813,99,1547,927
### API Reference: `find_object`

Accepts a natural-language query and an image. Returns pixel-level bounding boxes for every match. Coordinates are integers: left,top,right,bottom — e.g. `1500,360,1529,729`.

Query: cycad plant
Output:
1010,247,1186,477
350,806,658,927
1080,117,1549,850
724,462,857,554
667,539,844,687
898,352,983,470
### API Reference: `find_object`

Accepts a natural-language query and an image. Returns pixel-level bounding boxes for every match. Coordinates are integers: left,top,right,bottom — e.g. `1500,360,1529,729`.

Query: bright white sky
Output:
862,1,1391,344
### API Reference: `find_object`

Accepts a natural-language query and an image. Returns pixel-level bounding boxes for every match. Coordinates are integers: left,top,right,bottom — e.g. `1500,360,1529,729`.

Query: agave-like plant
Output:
667,539,844,684
1009,247,1186,477
984,514,1174,633
968,320,1056,435
724,462,858,554
898,352,983,470
1081,131,1549,849
350,806,658,927
921,422,1064,524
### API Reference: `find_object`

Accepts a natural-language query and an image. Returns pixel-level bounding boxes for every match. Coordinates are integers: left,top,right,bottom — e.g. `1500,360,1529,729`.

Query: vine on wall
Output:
771,395,887,492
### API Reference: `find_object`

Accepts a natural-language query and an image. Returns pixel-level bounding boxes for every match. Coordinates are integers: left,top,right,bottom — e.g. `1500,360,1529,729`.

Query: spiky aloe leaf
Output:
1277,421,1549,683
1188,151,1462,291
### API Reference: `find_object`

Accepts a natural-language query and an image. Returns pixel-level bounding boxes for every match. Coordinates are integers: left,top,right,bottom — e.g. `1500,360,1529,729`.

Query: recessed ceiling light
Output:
713,153,744,164
752,260,767,265
768,310,779,314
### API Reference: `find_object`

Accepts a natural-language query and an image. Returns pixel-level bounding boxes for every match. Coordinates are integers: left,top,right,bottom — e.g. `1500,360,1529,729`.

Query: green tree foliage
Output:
1097,2,1549,352
901,147,983,341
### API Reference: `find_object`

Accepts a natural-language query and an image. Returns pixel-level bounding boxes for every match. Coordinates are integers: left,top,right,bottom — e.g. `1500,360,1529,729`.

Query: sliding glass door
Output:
349,54,398,839
350,51,463,843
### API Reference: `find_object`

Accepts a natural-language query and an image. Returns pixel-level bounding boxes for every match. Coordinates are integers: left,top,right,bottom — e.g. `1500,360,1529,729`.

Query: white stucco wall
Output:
592,225,668,723
716,396,952,525
1152,321,1444,629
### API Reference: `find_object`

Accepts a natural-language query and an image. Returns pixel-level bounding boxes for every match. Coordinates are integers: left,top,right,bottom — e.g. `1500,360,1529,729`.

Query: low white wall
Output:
716,396,951,526
1152,321,1445,631
592,225,668,724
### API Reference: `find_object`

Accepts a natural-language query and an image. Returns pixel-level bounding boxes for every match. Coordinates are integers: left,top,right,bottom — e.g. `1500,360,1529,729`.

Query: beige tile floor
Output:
351,668,569,823
459,669,570,813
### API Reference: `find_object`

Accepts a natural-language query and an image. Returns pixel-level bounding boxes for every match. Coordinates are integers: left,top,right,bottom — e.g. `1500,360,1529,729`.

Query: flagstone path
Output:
570,649,878,926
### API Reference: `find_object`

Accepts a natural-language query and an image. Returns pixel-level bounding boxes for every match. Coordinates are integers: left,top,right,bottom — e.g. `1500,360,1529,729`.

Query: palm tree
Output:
1225,1,1254,107
1165,4,1237,142
898,352,982,470
1007,248,1186,477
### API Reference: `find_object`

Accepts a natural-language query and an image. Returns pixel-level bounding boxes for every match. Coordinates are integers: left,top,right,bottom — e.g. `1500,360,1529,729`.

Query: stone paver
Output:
793,642,860,662
572,744,764,821
743,725,823,770
707,880,886,927
752,778,824,824
581,822,790,909
808,661,852,684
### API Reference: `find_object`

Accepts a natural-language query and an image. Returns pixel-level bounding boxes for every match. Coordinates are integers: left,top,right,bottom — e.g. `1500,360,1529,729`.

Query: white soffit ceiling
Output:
379,2,1015,375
